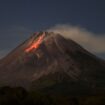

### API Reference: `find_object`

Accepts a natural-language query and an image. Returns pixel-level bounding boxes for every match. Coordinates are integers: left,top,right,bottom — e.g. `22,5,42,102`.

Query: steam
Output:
47,24,105,54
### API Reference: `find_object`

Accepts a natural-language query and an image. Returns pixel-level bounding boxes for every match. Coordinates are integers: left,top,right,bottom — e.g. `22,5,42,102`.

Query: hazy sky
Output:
0,0,105,59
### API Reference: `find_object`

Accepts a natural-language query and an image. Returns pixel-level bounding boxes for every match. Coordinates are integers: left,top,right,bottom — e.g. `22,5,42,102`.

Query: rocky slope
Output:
0,32,105,92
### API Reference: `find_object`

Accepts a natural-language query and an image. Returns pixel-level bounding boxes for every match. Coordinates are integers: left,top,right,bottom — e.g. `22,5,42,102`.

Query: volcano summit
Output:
0,32,105,93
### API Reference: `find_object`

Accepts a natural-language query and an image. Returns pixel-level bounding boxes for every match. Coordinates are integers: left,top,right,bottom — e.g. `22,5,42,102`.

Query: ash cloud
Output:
47,24,105,54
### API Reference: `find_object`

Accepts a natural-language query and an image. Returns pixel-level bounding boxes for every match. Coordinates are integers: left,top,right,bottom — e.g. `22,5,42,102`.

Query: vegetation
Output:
0,86,104,105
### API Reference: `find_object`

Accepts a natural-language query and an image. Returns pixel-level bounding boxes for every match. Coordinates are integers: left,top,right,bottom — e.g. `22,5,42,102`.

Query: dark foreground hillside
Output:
0,86,105,105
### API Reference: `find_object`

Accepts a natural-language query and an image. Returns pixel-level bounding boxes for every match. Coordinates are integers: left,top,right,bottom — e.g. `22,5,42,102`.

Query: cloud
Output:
47,24,105,54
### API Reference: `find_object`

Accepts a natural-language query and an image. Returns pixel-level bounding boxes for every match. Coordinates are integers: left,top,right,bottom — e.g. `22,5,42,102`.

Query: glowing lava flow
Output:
25,33,45,53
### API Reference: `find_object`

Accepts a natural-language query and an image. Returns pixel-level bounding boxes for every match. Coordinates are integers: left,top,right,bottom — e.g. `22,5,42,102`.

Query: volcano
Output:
0,32,105,93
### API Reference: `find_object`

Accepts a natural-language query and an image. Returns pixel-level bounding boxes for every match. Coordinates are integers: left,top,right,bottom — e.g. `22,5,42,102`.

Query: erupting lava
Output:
25,33,45,53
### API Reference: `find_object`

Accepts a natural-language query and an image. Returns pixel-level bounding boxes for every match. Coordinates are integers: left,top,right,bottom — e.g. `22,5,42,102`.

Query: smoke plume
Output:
47,24,105,54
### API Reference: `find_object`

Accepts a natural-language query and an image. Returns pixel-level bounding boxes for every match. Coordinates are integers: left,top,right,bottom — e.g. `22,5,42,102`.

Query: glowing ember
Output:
25,33,45,53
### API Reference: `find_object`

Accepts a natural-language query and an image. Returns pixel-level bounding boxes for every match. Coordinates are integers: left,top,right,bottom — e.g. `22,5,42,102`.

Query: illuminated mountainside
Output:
0,32,105,92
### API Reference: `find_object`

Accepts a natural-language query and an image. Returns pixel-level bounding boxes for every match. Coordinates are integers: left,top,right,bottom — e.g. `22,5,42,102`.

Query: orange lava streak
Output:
25,33,45,53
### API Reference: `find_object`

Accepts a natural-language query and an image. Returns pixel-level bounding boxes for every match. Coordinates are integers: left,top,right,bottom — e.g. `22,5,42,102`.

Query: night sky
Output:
0,0,105,59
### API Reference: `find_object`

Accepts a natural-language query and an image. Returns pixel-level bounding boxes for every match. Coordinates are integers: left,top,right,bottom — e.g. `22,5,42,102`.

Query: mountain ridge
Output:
0,32,105,92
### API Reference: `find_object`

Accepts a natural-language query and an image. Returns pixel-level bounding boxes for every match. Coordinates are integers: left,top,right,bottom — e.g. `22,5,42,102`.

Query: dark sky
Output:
0,0,105,59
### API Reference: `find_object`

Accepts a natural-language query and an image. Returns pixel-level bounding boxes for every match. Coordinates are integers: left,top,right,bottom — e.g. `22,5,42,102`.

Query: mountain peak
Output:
24,31,64,53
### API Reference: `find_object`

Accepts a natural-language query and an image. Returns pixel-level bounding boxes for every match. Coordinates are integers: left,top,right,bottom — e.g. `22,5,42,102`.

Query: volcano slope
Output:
0,32,105,94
